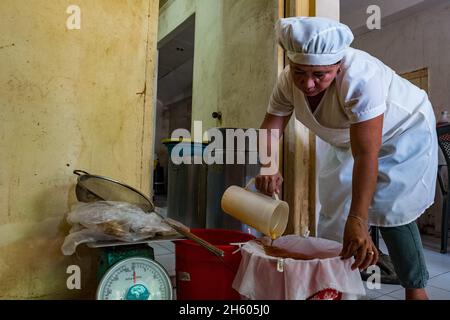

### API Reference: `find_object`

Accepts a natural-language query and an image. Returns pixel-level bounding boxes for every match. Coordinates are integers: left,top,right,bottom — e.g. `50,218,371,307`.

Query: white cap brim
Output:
287,50,346,65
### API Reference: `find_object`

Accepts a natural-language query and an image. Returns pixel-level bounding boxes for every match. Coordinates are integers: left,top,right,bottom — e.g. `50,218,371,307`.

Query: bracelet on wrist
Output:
347,214,368,225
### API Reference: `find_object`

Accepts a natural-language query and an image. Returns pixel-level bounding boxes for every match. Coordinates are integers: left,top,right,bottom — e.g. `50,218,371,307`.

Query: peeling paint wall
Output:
0,0,159,299
158,0,279,131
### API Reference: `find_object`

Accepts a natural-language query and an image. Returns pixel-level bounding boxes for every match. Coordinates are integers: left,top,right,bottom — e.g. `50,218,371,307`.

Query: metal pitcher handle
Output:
245,178,280,200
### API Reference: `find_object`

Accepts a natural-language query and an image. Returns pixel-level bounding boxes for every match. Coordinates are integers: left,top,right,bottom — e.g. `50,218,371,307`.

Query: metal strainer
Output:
74,170,154,212
73,170,224,257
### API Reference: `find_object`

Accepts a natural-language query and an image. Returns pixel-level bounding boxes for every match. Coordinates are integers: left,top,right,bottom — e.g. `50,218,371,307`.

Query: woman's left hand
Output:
339,216,379,270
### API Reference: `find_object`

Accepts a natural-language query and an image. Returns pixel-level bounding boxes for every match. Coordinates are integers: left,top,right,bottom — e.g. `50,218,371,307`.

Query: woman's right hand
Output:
255,172,283,196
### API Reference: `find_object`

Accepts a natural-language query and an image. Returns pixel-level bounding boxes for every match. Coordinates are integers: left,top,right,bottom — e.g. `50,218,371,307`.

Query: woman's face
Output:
289,60,341,97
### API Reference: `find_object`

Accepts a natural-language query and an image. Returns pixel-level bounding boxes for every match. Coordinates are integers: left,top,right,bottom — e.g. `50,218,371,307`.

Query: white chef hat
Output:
276,17,354,65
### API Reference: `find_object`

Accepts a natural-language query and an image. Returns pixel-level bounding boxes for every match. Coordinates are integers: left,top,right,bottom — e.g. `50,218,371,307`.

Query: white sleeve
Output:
341,64,387,123
267,67,294,117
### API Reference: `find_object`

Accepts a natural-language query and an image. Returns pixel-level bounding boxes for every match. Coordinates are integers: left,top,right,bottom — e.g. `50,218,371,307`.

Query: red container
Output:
307,289,342,300
174,228,255,300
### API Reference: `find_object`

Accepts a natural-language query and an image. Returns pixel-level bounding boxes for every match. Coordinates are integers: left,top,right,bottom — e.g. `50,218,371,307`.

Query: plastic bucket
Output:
162,139,207,158
174,229,255,300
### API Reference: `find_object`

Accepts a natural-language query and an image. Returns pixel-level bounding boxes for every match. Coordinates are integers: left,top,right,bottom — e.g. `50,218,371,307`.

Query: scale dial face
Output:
96,257,173,300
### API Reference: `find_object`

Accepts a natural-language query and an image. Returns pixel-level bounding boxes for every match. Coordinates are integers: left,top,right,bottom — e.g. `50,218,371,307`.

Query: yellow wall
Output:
158,0,279,131
0,0,159,298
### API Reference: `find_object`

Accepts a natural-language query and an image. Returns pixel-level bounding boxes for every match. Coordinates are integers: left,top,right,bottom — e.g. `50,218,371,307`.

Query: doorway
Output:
153,15,195,209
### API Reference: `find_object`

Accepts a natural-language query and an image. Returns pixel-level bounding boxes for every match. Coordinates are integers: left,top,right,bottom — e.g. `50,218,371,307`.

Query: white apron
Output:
268,48,438,243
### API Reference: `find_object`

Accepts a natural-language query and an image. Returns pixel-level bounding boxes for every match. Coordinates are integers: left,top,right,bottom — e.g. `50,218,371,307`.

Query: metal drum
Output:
205,128,262,237
163,139,207,228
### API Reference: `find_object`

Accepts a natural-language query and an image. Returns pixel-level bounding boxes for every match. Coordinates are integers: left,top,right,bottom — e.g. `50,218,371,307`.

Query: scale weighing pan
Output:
73,170,224,257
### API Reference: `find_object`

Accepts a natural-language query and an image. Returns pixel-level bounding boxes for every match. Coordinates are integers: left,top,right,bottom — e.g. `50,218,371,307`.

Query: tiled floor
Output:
362,235,450,300
150,241,176,277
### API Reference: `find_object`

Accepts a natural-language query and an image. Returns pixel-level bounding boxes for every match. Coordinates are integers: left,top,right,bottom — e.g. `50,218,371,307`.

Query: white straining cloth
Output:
232,235,366,300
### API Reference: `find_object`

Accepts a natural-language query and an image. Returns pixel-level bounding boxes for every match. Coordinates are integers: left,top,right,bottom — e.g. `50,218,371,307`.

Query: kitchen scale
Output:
98,257,169,300
87,236,181,300
73,170,223,300
73,171,176,300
